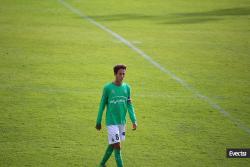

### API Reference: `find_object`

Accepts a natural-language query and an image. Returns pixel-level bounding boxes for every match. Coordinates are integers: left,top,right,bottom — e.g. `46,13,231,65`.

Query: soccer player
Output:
96,64,137,167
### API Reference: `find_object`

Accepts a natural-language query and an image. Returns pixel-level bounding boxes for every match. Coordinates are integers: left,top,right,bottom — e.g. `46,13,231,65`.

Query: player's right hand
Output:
95,124,101,131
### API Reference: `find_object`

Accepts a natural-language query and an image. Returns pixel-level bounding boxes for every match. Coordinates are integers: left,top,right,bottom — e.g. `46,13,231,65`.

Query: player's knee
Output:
112,142,121,149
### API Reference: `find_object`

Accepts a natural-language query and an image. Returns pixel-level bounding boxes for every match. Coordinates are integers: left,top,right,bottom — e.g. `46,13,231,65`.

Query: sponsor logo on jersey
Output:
110,99,126,104
109,96,127,104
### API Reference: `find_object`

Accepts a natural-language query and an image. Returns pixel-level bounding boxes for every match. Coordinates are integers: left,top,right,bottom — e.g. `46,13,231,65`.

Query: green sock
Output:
114,148,123,167
100,145,113,166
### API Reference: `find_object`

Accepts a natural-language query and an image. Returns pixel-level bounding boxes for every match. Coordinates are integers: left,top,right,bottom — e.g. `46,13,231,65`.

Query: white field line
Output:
58,0,250,135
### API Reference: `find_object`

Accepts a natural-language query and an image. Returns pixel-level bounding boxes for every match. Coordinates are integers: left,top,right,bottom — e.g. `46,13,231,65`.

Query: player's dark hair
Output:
113,64,127,74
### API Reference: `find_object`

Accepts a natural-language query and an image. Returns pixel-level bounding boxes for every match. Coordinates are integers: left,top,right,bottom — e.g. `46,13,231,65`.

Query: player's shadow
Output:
164,6,250,24
88,7,250,24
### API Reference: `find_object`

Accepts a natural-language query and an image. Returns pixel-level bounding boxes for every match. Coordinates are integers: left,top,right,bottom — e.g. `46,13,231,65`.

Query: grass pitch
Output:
0,0,250,166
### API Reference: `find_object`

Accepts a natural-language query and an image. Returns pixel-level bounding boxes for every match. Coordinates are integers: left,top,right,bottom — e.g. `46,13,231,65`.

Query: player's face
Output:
115,69,126,83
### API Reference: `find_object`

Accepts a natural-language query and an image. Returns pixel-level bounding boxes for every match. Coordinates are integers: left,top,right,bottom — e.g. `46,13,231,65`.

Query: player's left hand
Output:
132,123,137,130
96,124,102,131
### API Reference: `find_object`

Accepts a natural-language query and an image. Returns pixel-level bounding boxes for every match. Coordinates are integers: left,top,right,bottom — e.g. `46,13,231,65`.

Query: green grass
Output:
0,0,250,166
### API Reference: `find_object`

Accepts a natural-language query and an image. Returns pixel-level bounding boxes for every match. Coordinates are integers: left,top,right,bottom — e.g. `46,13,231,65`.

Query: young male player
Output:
96,64,137,167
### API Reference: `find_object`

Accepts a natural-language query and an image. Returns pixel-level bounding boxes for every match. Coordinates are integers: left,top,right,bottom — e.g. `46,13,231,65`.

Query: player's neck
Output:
113,80,122,86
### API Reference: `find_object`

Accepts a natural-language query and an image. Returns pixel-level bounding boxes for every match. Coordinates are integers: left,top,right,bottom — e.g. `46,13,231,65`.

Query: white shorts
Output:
107,125,126,144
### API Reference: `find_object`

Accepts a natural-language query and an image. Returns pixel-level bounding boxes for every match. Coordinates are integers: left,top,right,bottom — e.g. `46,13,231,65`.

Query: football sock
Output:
100,144,113,165
114,148,123,167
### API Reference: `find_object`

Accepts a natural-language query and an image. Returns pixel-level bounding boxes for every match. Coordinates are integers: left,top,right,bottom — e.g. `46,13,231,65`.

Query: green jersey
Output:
96,82,137,126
